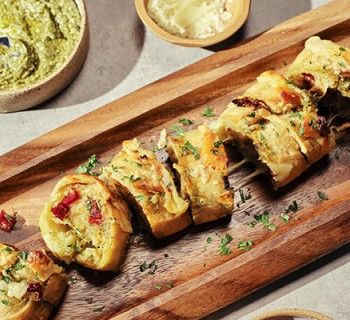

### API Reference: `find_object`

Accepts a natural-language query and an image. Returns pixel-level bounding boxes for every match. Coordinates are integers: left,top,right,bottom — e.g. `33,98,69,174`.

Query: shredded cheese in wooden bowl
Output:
134,0,251,47
147,0,233,39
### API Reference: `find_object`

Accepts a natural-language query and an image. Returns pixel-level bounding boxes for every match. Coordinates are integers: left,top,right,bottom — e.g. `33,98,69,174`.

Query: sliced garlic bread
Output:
0,243,68,320
39,174,132,271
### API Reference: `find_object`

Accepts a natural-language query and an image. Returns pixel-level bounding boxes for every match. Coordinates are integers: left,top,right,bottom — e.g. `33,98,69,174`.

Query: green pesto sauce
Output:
0,0,81,91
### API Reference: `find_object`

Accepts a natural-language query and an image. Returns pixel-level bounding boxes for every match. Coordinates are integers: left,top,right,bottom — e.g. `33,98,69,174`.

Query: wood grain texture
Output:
1,1,350,319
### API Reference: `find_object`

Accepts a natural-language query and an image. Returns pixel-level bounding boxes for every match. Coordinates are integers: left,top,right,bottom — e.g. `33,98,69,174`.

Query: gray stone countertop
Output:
1,0,349,319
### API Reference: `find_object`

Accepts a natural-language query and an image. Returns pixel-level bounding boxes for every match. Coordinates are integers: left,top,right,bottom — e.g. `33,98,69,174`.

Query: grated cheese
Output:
147,0,232,39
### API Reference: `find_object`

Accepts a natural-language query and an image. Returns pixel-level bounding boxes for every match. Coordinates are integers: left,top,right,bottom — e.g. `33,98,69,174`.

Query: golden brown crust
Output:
39,174,132,271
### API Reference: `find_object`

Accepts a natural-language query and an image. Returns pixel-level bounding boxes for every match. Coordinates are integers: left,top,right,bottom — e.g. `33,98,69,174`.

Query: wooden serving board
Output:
1,1,350,319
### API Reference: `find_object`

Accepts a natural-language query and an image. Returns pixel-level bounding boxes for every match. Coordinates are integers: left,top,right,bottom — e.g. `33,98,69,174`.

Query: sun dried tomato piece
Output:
0,209,16,232
61,190,80,206
51,203,69,220
88,201,103,225
51,190,80,220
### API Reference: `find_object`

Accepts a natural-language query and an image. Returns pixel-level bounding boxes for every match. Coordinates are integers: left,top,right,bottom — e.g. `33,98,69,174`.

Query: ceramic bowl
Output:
0,0,89,113
134,0,250,47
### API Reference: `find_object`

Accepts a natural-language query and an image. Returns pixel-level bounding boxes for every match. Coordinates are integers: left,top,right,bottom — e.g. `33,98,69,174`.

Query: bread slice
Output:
212,70,336,189
0,243,68,320
167,124,234,224
100,139,192,238
39,174,132,271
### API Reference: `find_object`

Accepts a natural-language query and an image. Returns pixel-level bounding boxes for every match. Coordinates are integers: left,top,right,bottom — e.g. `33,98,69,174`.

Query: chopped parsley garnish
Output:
93,306,105,312
179,118,194,126
317,190,329,200
285,79,294,85
170,125,186,136
134,195,144,202
213,140,222,148
184,141,200,159
18,251,28,261
247,112,256,118
337,47,346,56
2,300,10,306
335,149,340,160
167,283,173,288
152,145,159,152
290,120,296,127
86,198,94,210
140,260,158,275
3,246,12,253
237,240,254,251
289,112,303,120
239,188,252,203
299,126,304,136
15,263,24,270
323,65,328,71
206,237,212,243
202,106,216,117
217,233,233,255
287,200,299,213
76,154,100,176
123,159,142,168
2,276,11,284
254,211,276,231
259,132,265,141
123,175,141,183
165,182,172,188
202,262,206,267
154,285,162,290
280,213,291,223
338,60,345,68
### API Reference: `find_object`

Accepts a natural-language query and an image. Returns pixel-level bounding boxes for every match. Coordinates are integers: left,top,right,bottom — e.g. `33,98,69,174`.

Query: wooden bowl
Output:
134,0,251,47
0,0,89,113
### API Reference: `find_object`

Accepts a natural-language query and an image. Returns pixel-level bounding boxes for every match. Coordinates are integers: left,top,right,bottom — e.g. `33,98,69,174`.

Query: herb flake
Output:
237,240,254,251
202,106,216,117
317,190,329,200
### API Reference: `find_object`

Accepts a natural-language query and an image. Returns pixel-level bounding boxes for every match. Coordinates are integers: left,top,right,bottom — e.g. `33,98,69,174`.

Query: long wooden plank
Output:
1,1,350,319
